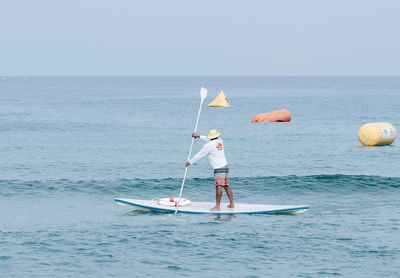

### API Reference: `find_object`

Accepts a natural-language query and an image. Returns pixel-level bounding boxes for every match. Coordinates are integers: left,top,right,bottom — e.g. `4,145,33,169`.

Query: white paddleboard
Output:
114,198,309,215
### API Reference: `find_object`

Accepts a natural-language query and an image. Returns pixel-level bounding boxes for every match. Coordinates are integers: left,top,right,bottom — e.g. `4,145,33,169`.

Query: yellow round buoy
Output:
358,123,396,146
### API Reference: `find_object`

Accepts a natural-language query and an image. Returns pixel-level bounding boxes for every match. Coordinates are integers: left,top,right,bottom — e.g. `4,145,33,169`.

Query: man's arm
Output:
192,133,210,142
186,143,211,167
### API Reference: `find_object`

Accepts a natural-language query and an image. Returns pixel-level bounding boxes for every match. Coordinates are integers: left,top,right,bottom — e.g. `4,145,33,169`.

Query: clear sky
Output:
1,0,399,76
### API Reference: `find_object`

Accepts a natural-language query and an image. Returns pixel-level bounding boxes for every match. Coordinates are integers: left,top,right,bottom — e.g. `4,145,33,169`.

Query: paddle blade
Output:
200,87,208,100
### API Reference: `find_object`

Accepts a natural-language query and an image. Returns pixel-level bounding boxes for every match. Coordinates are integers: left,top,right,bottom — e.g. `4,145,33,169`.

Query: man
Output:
185,129,234,211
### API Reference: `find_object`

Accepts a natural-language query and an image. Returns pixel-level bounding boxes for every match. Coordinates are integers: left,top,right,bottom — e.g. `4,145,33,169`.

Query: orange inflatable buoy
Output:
252,109,291,123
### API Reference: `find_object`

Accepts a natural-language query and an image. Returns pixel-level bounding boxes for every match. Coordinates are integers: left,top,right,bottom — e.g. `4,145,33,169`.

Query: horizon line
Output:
1,75,400,78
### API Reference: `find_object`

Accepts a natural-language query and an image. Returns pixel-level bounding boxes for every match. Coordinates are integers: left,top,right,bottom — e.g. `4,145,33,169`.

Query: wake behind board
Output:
114,198,309,215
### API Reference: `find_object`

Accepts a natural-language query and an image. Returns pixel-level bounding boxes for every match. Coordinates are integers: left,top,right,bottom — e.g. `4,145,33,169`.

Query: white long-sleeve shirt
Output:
189,135,228,169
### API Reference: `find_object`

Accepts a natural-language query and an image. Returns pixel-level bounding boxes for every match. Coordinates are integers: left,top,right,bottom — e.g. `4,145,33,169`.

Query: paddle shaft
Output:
175,98,204,214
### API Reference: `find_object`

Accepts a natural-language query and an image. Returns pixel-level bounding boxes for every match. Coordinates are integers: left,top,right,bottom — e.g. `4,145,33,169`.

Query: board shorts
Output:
214,165,229,186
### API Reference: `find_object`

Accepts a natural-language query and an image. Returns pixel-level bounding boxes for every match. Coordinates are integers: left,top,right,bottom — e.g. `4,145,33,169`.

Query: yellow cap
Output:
208,129,221,139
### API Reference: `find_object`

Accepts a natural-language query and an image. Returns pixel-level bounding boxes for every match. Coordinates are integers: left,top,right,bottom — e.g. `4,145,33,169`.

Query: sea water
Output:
0,77,399,277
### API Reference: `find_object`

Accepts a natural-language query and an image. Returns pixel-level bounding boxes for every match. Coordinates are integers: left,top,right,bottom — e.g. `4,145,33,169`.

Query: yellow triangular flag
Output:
208,90,230,107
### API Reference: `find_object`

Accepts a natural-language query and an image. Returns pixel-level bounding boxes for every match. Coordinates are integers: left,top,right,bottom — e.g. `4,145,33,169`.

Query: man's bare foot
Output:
209,206,220,211
227,203,235,209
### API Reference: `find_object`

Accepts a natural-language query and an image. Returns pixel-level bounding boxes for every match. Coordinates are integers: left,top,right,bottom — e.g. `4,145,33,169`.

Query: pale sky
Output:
1,0,399,76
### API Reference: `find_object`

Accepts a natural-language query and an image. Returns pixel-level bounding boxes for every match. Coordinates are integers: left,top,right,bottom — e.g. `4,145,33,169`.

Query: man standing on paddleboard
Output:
185,129,234,211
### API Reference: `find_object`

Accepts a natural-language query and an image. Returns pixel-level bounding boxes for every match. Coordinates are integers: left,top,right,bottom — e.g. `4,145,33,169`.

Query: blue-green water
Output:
1,77,400,277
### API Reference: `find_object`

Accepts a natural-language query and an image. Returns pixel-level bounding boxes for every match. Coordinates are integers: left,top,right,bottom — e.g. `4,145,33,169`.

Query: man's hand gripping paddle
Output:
175,87,208,214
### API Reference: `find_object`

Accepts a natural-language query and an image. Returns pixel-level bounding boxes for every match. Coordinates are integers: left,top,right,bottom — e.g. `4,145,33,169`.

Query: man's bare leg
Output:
210,186,222,211
223,185,235,208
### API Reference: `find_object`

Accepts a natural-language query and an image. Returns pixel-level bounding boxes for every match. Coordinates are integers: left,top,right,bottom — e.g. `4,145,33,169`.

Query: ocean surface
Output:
0,77,399,277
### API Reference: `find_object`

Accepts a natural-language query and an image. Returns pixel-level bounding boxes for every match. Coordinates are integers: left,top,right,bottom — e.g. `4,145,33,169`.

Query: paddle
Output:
175,87,208,214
